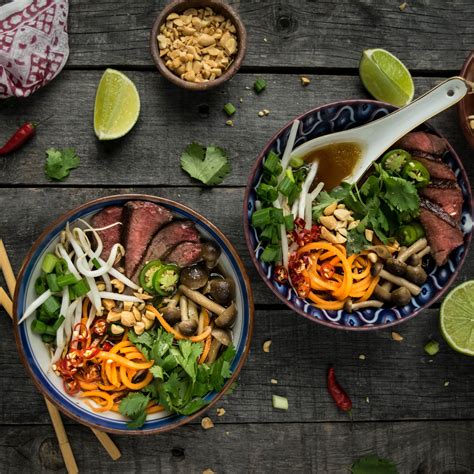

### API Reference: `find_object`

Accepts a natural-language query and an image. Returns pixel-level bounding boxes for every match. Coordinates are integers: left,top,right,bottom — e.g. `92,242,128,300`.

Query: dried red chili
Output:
63,378,80,396
327,367,352,412
274,265,288,284
102,341,114,352
92,319,107,336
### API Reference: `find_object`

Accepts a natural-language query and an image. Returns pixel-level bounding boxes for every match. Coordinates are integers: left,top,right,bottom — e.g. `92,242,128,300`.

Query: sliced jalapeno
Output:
402,160,430,188
152,264,180,296
139,260,163,293
396,222,425,246
381,149,411,173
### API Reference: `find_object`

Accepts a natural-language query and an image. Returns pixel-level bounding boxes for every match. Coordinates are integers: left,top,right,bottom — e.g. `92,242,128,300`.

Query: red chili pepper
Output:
79,364,101,383
92,319,107,336
320,261,336,280
327,367,352,412
274,265,288,284
102,341,114,352
63,378,80,396
82,347,100,359
56,358,78,378
0,122,36,155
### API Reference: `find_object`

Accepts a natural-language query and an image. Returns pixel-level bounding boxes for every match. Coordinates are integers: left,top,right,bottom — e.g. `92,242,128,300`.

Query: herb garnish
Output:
119,328,235,428
44,147,80,181
180,142,231,185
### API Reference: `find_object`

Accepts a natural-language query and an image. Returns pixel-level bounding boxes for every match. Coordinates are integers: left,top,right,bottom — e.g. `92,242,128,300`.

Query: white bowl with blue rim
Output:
14,194,254,434
243,100,472,331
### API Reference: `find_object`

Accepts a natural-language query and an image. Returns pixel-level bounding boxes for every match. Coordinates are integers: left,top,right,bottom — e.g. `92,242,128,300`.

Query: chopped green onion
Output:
256,183,278,203
52,315,65,331
72,278,90,297
35,276,47,296
92,258,101,270
46,274,61,293
289,156,305,168
41,253,59,274
68,286,76,302
263,151,282,176
31,319,47,335
424,340,440,356
57,273,79,288
223,102,236,116
44,325,58,336
272,394,288,410
41,334,55,343
271,207,284,224
284,214,295,231
278,176,298,197
252,208,273,228
55,258,68,275
42,296,61,317
254,79,267,94
261,245,281,263
261,225,281,244
37,306,52,322
287,184,301,206
263,172,278,186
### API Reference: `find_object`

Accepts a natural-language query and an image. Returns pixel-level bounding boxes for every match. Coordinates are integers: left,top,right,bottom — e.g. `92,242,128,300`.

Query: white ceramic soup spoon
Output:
290,77,471,185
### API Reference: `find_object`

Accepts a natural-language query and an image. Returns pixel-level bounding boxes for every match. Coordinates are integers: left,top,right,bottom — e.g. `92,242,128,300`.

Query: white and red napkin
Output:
0,0,69,99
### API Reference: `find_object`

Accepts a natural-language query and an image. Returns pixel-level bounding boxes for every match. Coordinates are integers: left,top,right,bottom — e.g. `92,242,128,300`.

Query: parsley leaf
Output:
44,147,80,181
180,142,231,185
351,455,398,474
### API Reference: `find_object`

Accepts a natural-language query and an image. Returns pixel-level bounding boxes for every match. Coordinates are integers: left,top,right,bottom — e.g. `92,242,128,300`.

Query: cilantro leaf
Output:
180,142,231,185
149,365,164,380
346,229,370,255
382,175,419,213
179,397,209,415
119,392,150,428
44,147,80,181
351,455,398,474
312,192,338,220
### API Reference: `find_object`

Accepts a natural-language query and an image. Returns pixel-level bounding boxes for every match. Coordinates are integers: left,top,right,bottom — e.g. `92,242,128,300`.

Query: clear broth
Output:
303,142,362,190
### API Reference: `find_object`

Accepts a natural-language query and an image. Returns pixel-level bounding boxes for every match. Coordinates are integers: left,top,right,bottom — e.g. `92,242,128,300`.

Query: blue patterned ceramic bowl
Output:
14,195,254,434
244,100,472,330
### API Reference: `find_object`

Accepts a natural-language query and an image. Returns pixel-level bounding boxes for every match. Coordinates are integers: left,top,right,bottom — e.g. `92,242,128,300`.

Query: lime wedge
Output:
94,69,140,140
359,48,414,107
440,280,474,356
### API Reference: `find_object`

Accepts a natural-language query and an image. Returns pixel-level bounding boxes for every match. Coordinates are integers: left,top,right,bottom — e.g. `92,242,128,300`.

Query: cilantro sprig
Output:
180,142,231,185
44,147,80,181
119,328,236,428
312,163,420,254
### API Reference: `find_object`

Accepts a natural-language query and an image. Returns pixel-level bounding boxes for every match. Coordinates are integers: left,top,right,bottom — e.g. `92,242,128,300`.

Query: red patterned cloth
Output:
0,0,69,99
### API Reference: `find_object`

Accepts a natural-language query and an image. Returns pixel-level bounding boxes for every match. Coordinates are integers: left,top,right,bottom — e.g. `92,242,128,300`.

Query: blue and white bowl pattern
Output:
16,197,252,433
246,101,473,330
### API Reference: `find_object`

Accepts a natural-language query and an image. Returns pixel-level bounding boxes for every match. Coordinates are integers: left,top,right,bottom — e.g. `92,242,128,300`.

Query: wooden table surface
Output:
1,1,473,472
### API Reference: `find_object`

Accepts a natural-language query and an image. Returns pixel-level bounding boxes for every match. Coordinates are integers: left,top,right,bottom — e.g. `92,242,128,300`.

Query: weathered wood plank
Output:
64,0,474,71
0,73,472,186
2,420,473,473
0,187,472,307
1,297,474,424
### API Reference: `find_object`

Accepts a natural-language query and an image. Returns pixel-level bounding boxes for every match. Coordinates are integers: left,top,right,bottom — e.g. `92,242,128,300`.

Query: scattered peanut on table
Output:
157,7,238,83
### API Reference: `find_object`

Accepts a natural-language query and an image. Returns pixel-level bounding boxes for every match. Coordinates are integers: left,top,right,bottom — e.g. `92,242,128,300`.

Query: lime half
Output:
94,69,140,140
359,48,414,107
440,280,474,356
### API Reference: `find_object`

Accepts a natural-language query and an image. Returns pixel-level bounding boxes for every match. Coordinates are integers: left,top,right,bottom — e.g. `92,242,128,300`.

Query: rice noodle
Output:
57,244,81,280
298,162,318,220
76,243,120,278
73,296,83,327
64,299,79,343
304,195,313,230
18,289,52,325
309,182,325,202
86,306,97,329
273,199,289,268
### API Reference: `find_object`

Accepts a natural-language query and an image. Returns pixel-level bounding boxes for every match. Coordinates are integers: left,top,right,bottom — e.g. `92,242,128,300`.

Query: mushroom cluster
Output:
159,245,237,363
345,238,430,312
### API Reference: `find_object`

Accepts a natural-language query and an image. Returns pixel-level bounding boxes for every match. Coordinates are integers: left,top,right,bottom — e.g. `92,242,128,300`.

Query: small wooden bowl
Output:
150,0,247,91
458,51,474,148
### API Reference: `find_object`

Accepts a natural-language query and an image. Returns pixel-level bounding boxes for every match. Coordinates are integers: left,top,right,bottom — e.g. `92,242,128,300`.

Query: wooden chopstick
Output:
0,239,16,298
0,289,78,474
0,240,122,462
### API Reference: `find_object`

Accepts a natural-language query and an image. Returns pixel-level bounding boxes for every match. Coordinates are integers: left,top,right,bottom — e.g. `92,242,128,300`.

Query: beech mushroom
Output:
180,264,209,290
214,302,237,328
373,285,392,303
209,278,234,306
386,258,408,276
201,241,221,269
405,265,428,286
344,299,384,313
379,269,421,296
206,328,232,363
398,238,428,263
177,295,197,336
391,287,412,306
371,262,384,277
368,245,392,260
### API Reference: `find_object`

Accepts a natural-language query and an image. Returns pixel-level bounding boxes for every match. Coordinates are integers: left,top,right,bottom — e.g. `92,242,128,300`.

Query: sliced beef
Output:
419,198,464,266
123,201,173,277
420,180,463,221
395,131,447,156
411,154,457,181
91,206,123,260
133,220,200,281
164,242,203,267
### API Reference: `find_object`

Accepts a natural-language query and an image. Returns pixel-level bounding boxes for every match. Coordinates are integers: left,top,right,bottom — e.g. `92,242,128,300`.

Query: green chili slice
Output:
152,264,180,296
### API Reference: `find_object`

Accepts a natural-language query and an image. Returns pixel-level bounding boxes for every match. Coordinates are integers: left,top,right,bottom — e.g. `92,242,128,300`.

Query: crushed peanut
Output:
391,331,404,342
201,416,214,430
263,340,272,353
158,7,238,83
300,76,311,86
216,407,226,417
271,378,278,384
225,119,234,127
399,2,408,11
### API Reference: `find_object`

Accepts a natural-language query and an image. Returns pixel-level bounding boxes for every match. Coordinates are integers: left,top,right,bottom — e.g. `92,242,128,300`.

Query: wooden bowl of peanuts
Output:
150,0,247,90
